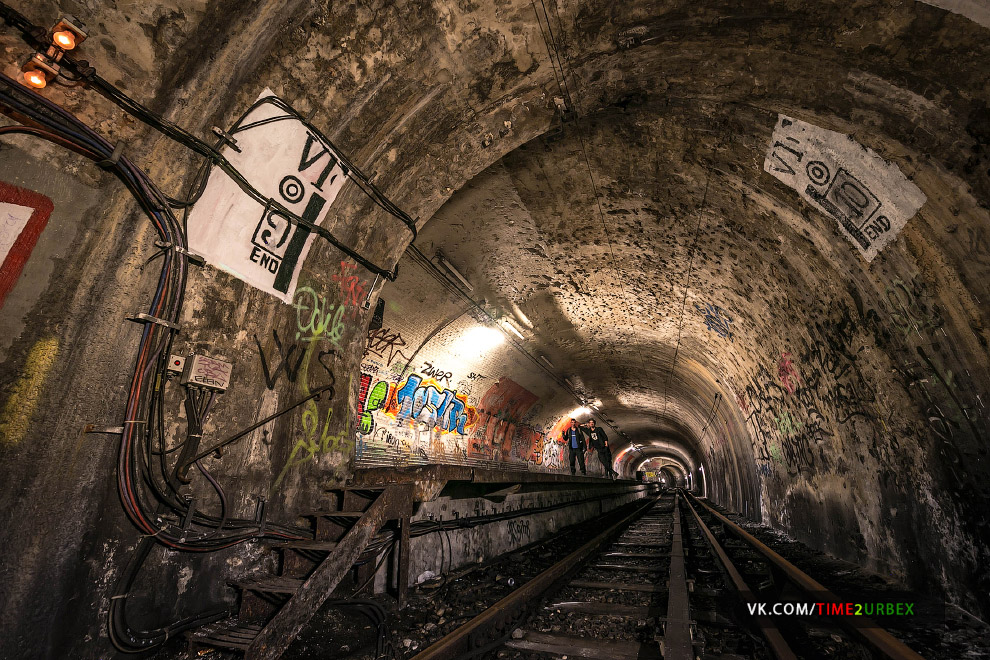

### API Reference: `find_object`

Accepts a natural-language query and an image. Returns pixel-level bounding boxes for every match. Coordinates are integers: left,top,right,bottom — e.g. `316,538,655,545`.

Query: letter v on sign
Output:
299,133,350,192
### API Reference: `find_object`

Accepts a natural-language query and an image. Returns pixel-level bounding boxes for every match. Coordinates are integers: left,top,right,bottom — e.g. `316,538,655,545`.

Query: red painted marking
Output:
0,181,54,311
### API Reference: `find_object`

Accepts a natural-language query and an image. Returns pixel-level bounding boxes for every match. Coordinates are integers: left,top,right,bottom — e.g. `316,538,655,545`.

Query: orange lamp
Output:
52,30,76,50
51,16,87,50
23,69,48,89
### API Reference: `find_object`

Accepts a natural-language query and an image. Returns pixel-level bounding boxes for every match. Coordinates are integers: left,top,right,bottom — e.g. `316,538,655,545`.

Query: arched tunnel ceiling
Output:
2,0,988,639
413,26,988,464
276,0,986,601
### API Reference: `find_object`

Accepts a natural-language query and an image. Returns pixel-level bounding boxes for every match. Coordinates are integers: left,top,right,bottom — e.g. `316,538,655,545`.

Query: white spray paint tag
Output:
763,115,926,262
187,89,349,302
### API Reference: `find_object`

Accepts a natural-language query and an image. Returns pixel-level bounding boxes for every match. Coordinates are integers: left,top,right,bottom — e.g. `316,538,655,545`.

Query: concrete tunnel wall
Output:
0,1,988,658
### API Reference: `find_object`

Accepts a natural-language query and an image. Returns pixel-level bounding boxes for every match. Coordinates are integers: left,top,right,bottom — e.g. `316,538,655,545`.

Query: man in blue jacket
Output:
561,418,586,475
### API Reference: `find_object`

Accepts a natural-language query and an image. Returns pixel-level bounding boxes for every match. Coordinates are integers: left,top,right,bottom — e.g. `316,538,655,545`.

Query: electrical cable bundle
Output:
0,1,413,282
0,74,310,551
0,74,318,651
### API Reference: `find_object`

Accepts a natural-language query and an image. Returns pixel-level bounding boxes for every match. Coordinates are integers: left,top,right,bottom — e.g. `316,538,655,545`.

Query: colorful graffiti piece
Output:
357,372,478,437
469,378,540,460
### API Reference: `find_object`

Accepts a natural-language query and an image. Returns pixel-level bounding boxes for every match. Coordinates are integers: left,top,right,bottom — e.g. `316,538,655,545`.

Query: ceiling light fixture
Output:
21,53,59,89
511,304,533,329
51,16,87,50
452,325,504,358
18,16,88,89
437,255,473,291
499,318,524,340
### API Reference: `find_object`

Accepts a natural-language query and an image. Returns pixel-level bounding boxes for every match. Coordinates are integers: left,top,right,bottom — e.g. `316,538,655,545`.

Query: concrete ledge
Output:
348,465,639,502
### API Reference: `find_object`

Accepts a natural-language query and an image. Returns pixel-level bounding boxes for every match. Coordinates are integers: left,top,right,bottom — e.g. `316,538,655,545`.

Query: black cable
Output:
108,536,231,653
349,540,396,597
662,151,715,418
402,245,606,432
0,76,309,548
0,1,410,280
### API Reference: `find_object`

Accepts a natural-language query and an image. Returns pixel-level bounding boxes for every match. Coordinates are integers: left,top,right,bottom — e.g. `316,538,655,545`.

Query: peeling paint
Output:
0,336,59,446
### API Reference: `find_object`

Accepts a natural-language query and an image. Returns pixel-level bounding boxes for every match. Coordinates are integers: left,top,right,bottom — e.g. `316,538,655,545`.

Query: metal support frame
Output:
245,483,413,660
661,493,693,660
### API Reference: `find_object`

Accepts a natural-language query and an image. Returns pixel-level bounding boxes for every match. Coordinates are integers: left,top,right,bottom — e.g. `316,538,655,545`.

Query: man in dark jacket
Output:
582,419,616,478
561,418,586,475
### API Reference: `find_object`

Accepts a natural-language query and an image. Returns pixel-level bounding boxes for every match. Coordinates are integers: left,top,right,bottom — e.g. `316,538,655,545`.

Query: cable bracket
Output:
127,313,180,331
153,240,206,266
96,141,124,168
84,424,124,434
211,126,241,153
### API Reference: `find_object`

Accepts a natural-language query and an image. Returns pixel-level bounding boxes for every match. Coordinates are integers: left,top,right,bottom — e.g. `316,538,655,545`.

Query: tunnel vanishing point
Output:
0,0,988,657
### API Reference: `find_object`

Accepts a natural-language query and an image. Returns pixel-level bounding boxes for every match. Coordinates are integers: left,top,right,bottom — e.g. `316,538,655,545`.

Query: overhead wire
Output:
530,2,652,443
661,149,715,419
402,244,624,436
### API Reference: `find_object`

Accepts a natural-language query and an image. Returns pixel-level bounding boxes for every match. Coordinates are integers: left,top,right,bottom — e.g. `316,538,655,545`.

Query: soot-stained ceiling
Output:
401,0,989,607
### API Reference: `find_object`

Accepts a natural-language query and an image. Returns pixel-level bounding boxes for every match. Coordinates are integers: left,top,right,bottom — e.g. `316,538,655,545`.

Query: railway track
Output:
409,490,927,660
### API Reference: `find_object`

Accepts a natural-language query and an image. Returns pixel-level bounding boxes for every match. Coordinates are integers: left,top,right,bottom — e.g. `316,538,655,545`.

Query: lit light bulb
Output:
23,70,47,89
53,30,76,49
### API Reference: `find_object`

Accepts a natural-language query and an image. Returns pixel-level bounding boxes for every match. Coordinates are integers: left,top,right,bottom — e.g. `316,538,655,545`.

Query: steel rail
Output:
681,494,797,660
687,493,925,660
409,496,661,660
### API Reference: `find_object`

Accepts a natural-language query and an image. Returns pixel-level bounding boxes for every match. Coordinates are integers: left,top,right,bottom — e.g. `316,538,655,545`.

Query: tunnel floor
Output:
156,495,990,660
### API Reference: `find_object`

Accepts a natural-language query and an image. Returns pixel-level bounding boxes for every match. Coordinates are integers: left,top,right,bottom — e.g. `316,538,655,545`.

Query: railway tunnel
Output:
0,0,987,658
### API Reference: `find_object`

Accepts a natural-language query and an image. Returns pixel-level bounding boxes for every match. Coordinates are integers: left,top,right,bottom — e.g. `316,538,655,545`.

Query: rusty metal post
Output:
397,513,410,606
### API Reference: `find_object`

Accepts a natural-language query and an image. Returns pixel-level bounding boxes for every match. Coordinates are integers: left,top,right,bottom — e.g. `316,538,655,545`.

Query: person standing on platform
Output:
582,419,617,479
562,418,586,475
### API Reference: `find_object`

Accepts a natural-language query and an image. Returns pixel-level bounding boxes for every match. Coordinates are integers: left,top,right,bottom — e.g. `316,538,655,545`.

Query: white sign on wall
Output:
763,115,926,262
187,89,349,302
0,202,34,265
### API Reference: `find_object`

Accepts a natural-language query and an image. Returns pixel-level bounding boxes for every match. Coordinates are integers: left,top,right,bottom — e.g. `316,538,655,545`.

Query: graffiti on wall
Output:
355,341,576,473
365,326,411,367
332,261,367,319
742,305,879,476
187,90,350,302
777,352,800,395
265,276,370,491
468,378,540,461
696,302,734,341
741,270,988,488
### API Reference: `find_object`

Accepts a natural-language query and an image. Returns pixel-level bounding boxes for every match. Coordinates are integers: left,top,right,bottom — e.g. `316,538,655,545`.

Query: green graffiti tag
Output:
359,381,389,434
293,285,346,344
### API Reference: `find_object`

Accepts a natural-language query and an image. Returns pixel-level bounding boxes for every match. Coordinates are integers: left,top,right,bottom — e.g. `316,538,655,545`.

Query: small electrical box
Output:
166,355,186,375
180,355,233,392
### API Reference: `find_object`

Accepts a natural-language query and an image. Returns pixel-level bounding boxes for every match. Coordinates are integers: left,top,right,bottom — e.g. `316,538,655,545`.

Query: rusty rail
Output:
681,494,796,660
687,493,925,660
662,493,693,659
410,496,659,660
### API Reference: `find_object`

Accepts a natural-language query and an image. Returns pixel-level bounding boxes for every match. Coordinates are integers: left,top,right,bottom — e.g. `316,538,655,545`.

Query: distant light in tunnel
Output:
453,326,504,357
